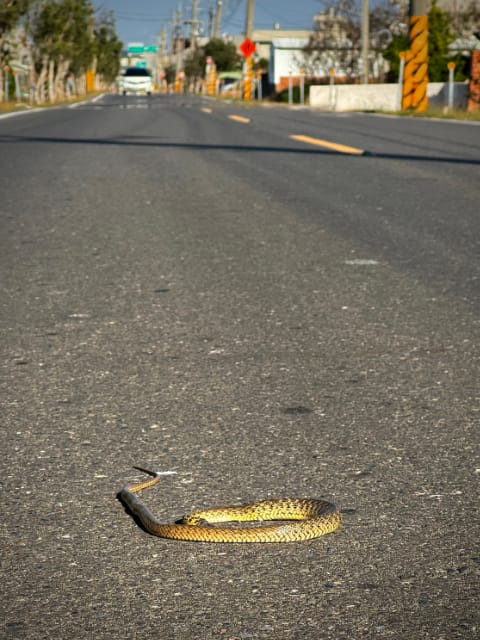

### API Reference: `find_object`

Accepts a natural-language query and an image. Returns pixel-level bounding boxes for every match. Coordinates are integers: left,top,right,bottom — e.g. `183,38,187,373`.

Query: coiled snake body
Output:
119,470,341,543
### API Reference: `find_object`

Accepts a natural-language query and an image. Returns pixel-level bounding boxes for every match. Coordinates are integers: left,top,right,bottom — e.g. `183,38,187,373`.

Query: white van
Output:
118,67,153,95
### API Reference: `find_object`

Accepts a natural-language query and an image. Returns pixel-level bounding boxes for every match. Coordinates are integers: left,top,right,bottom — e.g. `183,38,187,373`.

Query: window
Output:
123,68,151,77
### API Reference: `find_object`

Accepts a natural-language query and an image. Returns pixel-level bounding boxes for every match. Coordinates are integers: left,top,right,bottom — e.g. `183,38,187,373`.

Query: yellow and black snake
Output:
119,469,341,543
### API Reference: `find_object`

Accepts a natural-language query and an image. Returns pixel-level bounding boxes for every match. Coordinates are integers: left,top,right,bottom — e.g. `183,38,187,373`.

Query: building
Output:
244,29,314,61
265,10,356,90
268,38,311,90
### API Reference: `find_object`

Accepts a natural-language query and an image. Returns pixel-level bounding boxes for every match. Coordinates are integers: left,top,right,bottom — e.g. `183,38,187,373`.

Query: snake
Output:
119,469,341,543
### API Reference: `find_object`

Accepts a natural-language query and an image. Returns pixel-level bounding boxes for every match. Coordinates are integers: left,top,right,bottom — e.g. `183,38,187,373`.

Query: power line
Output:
255,0,314,28
116,16,171,23
115,13,172,23
222,0,242,26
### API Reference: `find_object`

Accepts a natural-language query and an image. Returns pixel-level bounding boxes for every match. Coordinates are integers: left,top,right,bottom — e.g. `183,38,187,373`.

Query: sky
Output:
93,1,325,48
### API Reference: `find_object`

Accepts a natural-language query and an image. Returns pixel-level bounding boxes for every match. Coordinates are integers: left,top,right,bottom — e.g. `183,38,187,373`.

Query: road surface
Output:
1,94,479,639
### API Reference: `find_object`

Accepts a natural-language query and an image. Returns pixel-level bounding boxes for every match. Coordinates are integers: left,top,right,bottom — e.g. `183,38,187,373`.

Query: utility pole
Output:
172,7,184,72
245,0,255,39
361,0,369,84
208,2,214,39
184,1,203,50
190,0,199,50
214,0,223,39
155,26,167,92
243,0,255,101
402,0,430,111
159,26,167,68
170,9,179,56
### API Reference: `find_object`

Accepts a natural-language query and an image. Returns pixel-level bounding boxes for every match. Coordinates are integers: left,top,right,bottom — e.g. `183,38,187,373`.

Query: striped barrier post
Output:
244,56,253,101
402,1,429,112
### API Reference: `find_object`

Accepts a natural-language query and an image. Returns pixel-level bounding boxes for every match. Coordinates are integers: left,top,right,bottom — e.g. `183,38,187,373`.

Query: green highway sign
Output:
127,43,157,54
128,42,144,54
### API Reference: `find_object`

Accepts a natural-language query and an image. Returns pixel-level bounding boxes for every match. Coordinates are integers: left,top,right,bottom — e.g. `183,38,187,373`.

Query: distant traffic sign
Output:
127,43,157,54
239,38,256,59
128,42,144,54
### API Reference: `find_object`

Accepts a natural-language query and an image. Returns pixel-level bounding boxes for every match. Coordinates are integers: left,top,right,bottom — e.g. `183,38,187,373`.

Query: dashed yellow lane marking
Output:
228,114,251,123
201,107,213,113
289,134,364,155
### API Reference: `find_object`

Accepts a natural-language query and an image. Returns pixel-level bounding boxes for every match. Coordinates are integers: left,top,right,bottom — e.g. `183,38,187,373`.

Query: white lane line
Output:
0,106,47,120
69,93,105,108
344,259,380,265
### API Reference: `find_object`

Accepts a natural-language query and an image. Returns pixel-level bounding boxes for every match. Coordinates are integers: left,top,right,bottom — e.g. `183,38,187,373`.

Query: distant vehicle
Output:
220,78,241,94
218,71,242,96
118,67,153,95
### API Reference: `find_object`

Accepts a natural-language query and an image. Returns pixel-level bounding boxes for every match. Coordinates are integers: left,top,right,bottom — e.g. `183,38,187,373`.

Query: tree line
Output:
0,0,122,103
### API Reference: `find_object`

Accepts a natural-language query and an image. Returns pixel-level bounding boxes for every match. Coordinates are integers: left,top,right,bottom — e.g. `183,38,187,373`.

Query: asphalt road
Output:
1,94,479,640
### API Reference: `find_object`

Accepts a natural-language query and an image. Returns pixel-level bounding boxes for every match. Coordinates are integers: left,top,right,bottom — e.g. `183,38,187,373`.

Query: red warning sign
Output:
239,38,256,59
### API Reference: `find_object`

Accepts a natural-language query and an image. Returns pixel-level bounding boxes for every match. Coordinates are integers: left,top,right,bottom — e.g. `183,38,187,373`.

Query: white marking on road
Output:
69,93,105,108
344,259,380,265
0,106,47,120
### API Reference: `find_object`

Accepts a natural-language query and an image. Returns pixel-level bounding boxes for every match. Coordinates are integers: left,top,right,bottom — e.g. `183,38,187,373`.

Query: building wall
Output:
251,30,313,61
268,39,313,86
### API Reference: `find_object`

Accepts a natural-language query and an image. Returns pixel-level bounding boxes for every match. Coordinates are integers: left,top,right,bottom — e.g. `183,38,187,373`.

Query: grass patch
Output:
0,102,33,114
381,107,480,122
0,91,104,114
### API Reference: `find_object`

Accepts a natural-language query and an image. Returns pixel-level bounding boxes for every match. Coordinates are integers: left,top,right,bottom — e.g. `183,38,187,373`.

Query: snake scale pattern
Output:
119,470,341,543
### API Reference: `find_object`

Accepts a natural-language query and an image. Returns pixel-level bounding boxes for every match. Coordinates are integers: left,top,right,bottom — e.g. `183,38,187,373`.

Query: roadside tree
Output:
0,0,31,101
94,10,122,86
29,0,96,102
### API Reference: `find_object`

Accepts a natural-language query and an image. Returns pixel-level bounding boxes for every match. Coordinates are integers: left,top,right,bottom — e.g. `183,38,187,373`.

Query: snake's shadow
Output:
116,490,186,536
116,491,152,535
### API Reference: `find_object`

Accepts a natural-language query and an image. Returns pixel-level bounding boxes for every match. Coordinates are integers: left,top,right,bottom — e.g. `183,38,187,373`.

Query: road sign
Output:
239,38,256,59
128,43,157,54
128,42,145,54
